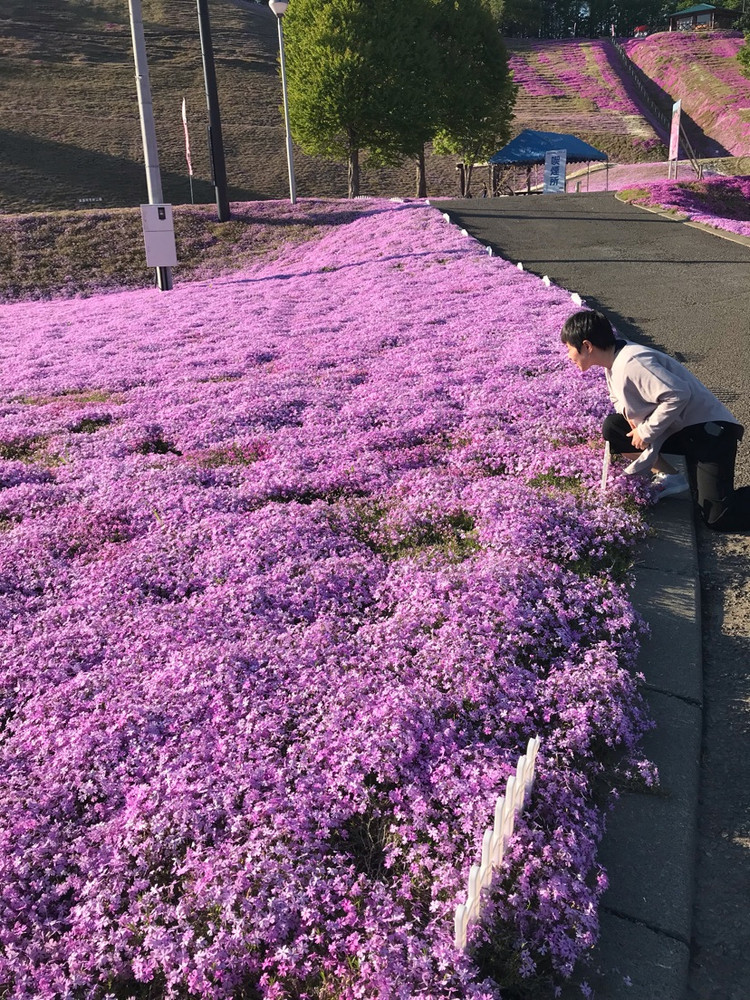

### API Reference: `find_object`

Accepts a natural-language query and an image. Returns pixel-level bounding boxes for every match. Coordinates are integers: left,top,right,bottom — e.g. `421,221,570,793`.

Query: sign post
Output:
668,100,681,179
543,149,567,194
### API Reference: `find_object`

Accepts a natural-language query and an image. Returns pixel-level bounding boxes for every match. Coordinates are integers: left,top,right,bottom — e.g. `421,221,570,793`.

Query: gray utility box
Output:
140,204,178,267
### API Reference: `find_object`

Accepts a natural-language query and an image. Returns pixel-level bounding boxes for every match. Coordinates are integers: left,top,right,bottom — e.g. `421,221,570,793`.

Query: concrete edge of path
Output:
562,462,701,1000
614,191,750,250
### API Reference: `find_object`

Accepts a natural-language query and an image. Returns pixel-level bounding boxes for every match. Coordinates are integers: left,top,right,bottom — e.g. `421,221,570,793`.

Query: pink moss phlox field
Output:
508,40,663,150
626,175,750,235
623,31,750,155
0,201,653,999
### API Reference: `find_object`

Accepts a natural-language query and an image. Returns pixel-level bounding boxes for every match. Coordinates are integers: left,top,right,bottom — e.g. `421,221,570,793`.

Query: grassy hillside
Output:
506,38,667,162
3,1,747,213
0,199,385,302
623,31,750,157
0,0,460,213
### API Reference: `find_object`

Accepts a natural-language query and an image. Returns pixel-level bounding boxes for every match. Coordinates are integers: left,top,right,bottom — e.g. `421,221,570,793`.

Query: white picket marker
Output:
523,739,537,790
487,245,493,256
542,275,551,286
515,755,529,806
442,213,451,222
493,795,505,838
501,790,516,847
454,903,469,949
571,292,583,306
481,827,493,874
461,228,469,236
517,262,524,271
600,440,611,494
505,774,517,813
467,864,482,922
479,860,492,893
453,738,541,952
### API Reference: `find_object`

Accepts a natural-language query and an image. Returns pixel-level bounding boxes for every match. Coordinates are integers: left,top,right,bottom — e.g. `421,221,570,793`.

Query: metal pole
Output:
276,15,297,205
128,0,172,291
197,0,231,222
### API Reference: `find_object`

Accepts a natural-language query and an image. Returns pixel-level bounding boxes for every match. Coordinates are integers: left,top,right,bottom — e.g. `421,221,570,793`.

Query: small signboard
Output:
668,100,681,177
543,149,567,194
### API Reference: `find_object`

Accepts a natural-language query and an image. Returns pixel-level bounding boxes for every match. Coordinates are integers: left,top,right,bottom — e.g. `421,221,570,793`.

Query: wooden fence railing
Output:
454,736,541,951
610,40,703,178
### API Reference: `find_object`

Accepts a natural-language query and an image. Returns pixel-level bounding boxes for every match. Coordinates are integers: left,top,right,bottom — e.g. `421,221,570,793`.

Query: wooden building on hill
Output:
668,4,737,31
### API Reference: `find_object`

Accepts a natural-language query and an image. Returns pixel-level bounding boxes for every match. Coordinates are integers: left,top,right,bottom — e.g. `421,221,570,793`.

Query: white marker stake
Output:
601,441,611,493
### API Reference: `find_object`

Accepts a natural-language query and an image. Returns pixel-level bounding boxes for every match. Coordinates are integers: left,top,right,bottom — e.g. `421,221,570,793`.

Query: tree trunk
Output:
348,142,360,199
415,147,427,198
465,161,474,196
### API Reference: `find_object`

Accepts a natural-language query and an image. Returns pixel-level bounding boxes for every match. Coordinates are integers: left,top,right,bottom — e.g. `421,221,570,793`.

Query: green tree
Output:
433,0,517,195
739,33,750,77
283,0,438,197
500,0,543,36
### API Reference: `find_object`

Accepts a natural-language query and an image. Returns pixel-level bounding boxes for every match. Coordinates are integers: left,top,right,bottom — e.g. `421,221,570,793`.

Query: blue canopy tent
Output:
488,129,609,194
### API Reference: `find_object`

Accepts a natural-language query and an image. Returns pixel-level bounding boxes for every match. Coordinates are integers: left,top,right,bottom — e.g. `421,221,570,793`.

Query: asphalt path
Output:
439,192,750,998
438,193,750,482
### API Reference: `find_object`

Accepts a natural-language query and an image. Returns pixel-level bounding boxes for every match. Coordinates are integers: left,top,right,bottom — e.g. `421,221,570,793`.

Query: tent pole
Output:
606,161,609,192
587,163,590,192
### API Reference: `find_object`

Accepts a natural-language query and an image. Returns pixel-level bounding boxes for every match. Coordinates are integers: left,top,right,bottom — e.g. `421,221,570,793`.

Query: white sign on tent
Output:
543,149,567,194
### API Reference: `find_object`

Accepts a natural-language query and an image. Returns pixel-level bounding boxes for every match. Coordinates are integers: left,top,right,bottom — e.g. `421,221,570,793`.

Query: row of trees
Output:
498,0,749,39
283,0,517,197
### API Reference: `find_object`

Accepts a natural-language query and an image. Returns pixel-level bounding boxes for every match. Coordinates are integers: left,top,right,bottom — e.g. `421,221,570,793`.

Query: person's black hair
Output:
560,310,616,352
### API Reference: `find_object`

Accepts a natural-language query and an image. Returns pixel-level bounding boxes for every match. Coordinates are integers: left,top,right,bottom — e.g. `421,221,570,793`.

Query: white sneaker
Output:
652,471,689,501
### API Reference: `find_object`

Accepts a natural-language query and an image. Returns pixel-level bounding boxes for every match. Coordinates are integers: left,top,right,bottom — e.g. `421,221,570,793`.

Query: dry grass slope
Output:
0,0,461,213
3,2,746,214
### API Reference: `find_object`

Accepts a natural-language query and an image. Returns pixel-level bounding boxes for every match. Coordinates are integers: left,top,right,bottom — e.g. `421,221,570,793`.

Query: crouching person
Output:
561,309,750,532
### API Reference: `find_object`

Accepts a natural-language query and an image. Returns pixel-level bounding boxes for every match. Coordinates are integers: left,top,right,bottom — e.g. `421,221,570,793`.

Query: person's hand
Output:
627,425,647,450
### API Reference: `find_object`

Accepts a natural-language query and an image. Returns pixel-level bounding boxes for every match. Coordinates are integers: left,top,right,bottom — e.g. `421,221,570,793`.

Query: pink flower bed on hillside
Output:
0,201,653,999
623,31,750,155
622,175,750,236
508,40,663,150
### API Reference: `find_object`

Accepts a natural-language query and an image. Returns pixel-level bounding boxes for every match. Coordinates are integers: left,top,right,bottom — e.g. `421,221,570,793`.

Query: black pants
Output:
603,413,750,531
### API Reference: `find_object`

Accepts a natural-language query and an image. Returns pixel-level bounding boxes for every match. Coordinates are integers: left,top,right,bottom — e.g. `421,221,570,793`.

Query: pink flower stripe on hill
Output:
508,39,663,150
0,200,653,1000
623,32,750,156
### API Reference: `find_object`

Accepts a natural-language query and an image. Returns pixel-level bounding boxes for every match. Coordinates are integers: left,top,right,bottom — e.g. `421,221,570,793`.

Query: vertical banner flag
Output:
181,98,193,177
668,99,681,174
543,149,567,194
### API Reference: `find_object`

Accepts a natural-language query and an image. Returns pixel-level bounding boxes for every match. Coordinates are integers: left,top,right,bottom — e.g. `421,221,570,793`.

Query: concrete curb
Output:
563,462,700,1000
614,192,750,250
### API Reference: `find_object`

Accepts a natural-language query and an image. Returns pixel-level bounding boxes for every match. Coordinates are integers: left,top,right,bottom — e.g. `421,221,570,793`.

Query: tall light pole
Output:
197,0,231,221
269,0,297,205
128,0,173,291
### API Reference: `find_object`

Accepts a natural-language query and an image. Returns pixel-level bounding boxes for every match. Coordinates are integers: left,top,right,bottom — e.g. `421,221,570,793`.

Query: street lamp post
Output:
269,0,297,205
197,0,231,222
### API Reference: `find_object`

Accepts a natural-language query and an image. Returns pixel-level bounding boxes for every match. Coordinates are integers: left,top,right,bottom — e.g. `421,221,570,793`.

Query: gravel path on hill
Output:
438,192,750,998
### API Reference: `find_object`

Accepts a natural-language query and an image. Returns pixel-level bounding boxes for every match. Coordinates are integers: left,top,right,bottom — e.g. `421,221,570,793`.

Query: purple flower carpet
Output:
618,174,750,238
0,200,655,999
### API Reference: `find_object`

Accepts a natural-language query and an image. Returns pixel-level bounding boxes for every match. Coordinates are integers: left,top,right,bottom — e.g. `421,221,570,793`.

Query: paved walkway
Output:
434,193,750,999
